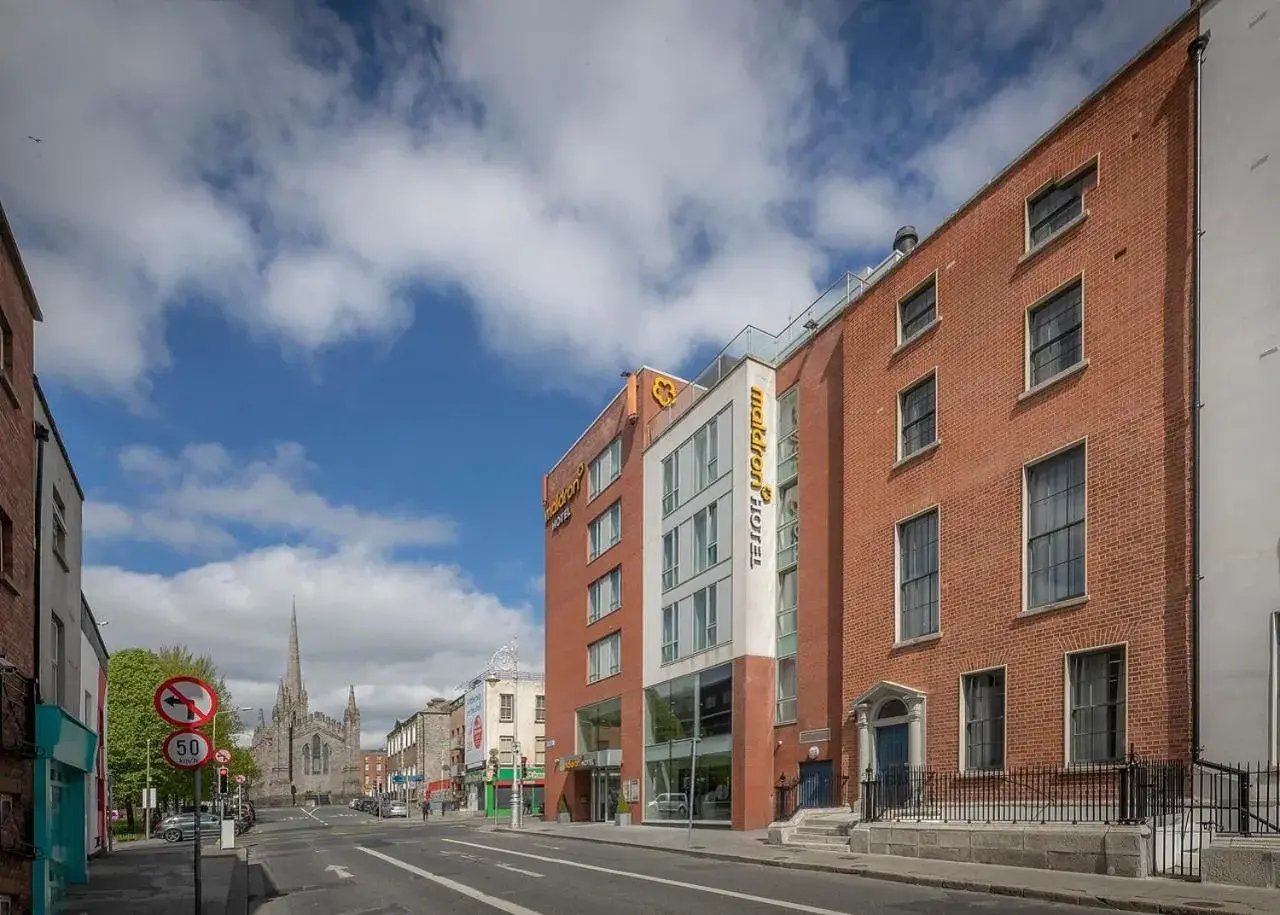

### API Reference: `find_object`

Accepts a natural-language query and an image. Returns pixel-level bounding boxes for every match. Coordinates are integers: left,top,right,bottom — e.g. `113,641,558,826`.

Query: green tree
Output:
105,649,171,831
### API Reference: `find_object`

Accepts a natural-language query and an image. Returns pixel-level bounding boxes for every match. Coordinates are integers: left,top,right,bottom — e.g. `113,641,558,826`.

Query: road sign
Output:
235,774,246,785
163,729,213,770
153,676,219,728
218,766,229,777
214,748,232,764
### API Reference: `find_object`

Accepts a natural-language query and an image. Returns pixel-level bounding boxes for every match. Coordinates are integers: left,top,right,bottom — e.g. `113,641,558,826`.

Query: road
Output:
244,805,1102,915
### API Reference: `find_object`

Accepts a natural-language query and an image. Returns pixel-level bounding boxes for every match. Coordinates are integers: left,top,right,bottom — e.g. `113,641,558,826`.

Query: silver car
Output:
159,812,243,842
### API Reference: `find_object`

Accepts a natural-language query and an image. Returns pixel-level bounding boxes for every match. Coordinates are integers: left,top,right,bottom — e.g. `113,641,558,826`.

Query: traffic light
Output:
518,756,528,781
217,770,229,794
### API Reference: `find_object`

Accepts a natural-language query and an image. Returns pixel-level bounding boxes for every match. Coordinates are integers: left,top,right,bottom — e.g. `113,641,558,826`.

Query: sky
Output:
0,0,1187,748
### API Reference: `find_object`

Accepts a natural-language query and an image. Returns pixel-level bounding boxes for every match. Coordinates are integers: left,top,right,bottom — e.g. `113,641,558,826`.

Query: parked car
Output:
382,800,408,818
158,812,245,843
646,793,688,818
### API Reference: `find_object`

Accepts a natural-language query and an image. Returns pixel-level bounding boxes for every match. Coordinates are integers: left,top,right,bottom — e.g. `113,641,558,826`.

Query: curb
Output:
487,828,1246,915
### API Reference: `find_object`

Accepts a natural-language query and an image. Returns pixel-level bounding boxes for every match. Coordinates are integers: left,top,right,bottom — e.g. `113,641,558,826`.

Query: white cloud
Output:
0,0,1185,401
86,545,542,749
87,441,455,552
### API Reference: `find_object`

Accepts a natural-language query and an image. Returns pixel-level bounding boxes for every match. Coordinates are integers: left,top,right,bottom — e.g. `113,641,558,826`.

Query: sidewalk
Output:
490,820,1280,915
60,838,245,915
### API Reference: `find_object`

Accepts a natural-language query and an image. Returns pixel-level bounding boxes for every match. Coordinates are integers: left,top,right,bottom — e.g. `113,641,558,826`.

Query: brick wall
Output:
0,215,37,908
839,16,1197,778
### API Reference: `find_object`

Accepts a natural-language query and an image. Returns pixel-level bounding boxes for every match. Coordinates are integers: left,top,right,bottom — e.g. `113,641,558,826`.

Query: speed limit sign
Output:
163,729,213,770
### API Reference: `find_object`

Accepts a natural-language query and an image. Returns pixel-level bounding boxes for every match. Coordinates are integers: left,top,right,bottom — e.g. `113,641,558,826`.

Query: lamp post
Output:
485,639,521,828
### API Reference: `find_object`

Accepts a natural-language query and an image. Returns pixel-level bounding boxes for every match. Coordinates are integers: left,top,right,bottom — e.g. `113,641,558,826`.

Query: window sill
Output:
891,317,940,358
588,542,621,566
0,371,18,409
1018,211,1090,267
774,719,798,728
586,672,622,687
892,439,940,471
1017,594,1089,620
1018,359,1089,403
893,631,942,651
587,608,622,627
0,573,18,596
587,476,621,506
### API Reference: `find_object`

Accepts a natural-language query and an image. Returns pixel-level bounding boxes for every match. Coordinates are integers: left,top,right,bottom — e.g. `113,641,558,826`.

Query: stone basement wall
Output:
848,823,1151,878
1200,838,1280,889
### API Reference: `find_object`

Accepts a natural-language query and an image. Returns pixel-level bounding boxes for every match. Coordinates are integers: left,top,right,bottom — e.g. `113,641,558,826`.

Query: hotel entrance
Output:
590,767,621,823
558,748,623,823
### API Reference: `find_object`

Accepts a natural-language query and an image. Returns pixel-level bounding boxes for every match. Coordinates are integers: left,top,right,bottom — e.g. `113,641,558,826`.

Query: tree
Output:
105,649,170,831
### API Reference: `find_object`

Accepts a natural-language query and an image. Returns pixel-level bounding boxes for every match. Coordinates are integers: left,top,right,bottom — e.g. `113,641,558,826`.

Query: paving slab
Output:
60,838,243,915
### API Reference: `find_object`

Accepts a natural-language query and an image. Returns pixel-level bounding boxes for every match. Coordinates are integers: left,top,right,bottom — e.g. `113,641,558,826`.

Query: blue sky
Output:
0,0,1186,745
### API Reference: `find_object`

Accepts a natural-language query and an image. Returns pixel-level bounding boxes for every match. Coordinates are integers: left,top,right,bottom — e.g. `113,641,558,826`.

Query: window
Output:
776,567,798,658
534,736,546,766
51,487,68,564
661,454,679,515
962,669,1005,771
588,567,622,623
692,502,718,574
693,417,718,491
322,743,330,775
1026,444,1085,609
499,693,514,722
535,694,546,723
587,631,621,683
588,436,622,499
777,483,798,568
899,278,937,343
1027,280,1083,388
661,604,679,664
692,583,718,652
1028,163,1096,248
499,735,515,767
50,614,65,705
661,528,679,591
1068,646,1125,764
899,374,937,458
898,509,939,640
303,744,312,774
776,657,797,724
777,387,799,483
588,501,621,561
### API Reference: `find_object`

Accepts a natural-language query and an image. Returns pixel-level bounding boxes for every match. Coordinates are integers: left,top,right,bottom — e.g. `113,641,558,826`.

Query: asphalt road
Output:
243,805,1103,915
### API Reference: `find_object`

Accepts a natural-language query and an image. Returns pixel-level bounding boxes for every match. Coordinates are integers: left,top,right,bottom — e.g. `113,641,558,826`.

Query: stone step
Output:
795,824,849,838
788,834,850,849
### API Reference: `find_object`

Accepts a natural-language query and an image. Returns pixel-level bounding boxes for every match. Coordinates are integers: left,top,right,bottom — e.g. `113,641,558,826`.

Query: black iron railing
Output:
774,773,849,821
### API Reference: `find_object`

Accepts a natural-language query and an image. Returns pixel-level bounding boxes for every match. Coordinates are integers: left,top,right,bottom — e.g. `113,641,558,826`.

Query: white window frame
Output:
588,436,622,500
691,501,718,574
660,605,679,664
1024,157,1098,252
661,453,679,515
587,631,621,684
776,386,799,484
776,566,798,658
897,272,939,346
1063,643,1127,766
50,614,65,706
894,505,940,643
588,566,622,624
959,666,1007,773
692,583,718,652
1022,440,1088,613
776,657,797,725
499,693,514,722
776,481,798,569
692,417,718,492
897,370,938,461
661,528,679,591
1024,275,1086,392
535,695,546,723
51,487,68,565
534,735,546,766
588,501,622,562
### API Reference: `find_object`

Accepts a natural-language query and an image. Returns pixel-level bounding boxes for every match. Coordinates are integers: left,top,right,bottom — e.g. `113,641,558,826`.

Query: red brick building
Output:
542,14,1197,831
361,751,386,795
0,200,43,909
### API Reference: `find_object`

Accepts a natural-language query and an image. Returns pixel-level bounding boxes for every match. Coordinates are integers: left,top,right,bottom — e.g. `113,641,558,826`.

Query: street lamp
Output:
212,706,255,752
485,638,521,828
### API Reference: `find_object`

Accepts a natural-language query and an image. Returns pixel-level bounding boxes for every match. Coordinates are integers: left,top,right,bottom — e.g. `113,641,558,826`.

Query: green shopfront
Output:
34,702,98,915
464,766,546,818
644,663,732,824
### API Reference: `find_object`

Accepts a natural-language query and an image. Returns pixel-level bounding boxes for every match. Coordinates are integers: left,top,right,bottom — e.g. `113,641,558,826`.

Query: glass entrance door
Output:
590,769,620,822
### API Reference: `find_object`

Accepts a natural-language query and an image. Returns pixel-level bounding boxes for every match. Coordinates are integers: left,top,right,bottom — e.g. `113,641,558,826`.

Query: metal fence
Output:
774,773,849,822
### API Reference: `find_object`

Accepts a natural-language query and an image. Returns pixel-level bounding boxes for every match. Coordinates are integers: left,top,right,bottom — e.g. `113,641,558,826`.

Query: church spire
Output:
286,598,304,701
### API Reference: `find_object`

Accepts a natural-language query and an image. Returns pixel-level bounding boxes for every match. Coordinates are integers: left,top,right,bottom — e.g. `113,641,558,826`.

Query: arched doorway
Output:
851,681,926,810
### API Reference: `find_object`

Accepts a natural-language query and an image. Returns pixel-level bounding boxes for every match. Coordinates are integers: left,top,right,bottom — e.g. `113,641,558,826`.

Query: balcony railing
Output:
645,254,902,447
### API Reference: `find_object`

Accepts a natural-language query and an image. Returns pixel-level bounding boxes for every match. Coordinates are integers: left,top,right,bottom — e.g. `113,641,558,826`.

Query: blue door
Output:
798,760,834,809
874,724,910,807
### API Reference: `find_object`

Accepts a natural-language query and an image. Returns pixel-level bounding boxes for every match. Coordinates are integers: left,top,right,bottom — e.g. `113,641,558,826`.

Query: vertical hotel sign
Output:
545,463,585,531
748,385,773,568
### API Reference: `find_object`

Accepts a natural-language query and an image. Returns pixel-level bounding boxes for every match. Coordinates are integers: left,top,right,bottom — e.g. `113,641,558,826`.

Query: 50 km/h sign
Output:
153,676,219,728
163,729,213,770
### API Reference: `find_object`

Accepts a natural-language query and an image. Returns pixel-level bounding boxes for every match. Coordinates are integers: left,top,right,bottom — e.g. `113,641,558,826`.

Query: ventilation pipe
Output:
893,225,919,255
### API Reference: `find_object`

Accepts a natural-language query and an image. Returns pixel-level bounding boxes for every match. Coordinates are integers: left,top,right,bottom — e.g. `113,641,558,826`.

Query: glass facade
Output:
576,696,622,752
643,663,733,822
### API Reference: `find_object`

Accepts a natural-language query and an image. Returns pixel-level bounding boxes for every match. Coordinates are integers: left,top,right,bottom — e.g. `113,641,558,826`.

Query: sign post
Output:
154,677,218,915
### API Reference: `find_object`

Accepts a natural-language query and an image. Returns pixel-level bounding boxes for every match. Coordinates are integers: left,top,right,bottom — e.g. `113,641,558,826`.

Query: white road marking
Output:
325,864,354,879
300,807,328,825
355,846,546,915
495,862,544,878
440,839,858,915
532,843,561,850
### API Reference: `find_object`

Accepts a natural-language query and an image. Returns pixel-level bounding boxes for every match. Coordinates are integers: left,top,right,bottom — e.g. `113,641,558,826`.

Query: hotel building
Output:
543,11,1200,830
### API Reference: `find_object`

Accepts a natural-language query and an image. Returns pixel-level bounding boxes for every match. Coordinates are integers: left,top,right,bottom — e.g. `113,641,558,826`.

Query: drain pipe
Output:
33,420,49,706
1187,29,1210,760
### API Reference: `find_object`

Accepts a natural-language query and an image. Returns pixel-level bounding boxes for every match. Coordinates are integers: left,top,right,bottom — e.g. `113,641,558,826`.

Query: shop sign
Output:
747,385,773,568
544,464,586,525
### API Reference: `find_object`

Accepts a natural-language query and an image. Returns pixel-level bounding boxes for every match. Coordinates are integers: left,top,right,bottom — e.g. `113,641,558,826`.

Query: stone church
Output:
249,607,363,805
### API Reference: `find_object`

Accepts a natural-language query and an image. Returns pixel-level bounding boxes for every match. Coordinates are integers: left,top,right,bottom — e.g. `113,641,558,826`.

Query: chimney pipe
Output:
893,225,919,255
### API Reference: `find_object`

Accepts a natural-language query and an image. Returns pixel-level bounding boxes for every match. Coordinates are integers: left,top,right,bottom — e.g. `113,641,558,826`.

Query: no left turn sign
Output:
214,748,232,764
153,676,219,728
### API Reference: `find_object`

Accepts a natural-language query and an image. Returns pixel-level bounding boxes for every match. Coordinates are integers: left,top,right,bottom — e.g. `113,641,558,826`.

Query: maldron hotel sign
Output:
544,463,585,531
748,385,773,569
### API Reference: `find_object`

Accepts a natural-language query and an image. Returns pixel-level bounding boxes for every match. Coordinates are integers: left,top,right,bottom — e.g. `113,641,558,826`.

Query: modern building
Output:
1193,0,1280,765
32,377,101,915
460,667,546,816
385,699,452,804
360,751,386,796
543,10,1201,830
78,595,108,860
0,199,42,915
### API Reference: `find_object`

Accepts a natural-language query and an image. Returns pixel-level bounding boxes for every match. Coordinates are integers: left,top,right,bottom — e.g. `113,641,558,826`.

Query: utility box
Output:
220,818,236,849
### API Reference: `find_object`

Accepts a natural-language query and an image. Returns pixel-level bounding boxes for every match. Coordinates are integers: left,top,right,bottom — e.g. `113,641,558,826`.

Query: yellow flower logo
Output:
651,377,677,407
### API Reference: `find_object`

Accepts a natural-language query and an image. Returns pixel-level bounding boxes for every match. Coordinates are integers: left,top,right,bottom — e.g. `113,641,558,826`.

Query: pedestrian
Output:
421,798,430,822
